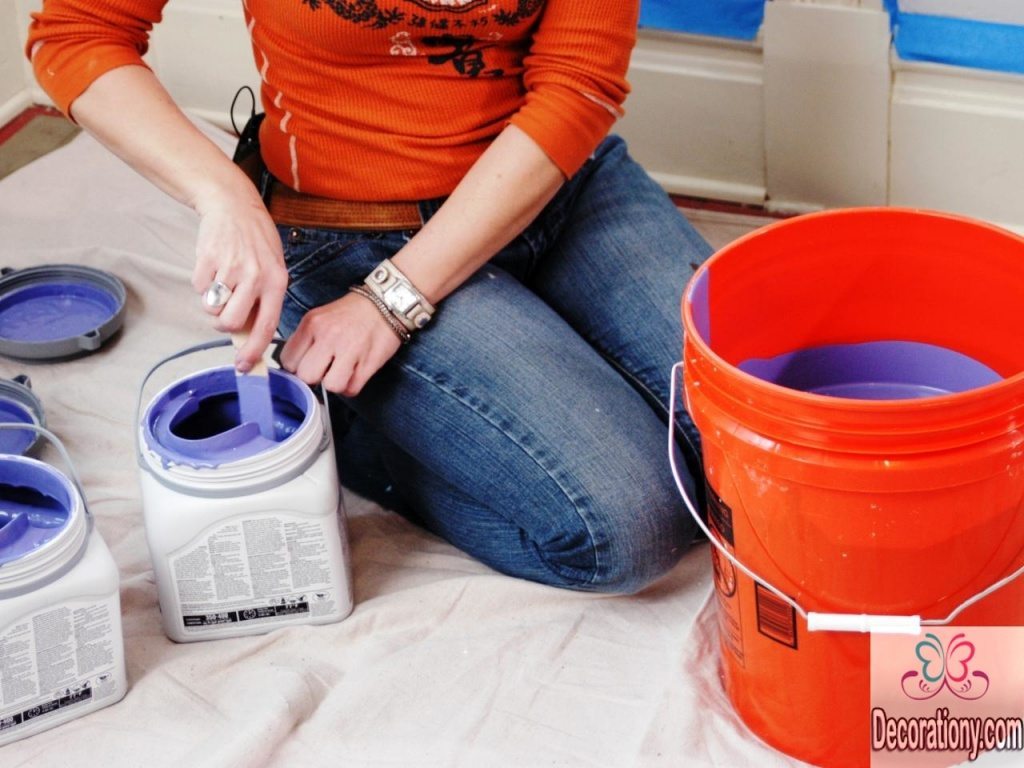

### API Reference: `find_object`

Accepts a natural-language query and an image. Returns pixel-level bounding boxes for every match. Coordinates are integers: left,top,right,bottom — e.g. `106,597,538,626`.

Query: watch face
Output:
384,282,418,313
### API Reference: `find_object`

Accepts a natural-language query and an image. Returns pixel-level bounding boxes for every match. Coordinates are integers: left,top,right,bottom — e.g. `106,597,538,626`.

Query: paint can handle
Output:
668,361,1024,634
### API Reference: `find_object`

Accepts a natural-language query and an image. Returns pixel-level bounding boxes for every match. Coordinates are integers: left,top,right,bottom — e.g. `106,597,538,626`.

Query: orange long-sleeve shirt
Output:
27,0,638,201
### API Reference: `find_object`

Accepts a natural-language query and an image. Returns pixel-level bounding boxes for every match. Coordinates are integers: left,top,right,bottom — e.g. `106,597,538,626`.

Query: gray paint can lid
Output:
0,264,126,361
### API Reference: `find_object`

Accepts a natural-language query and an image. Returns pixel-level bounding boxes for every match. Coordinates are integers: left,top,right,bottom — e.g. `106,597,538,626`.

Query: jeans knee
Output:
535,485,696,594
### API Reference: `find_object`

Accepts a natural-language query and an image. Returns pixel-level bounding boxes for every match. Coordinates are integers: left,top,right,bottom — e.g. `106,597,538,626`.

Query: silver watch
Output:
364,259,435,332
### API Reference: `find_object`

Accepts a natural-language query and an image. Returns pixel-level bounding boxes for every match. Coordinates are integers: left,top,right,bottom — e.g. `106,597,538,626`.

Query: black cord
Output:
230,85,257,137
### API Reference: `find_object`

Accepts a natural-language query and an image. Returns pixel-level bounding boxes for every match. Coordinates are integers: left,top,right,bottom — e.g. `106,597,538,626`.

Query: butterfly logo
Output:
901,632,990,701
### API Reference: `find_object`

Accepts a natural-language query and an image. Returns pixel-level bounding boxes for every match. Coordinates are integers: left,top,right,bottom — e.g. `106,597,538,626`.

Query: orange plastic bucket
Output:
676,208,1024,767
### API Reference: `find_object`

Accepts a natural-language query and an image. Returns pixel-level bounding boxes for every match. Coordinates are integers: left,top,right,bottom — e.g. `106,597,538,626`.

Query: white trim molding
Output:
891,59,1024,234
618,30,767,205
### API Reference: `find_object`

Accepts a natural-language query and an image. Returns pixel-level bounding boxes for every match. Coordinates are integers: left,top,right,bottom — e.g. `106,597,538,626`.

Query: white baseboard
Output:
647,171,766,207
891,60,1024,234
618,30,766,205
0,90,32,129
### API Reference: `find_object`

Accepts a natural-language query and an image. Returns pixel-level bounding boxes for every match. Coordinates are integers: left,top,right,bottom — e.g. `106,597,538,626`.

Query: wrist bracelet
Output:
363,258,435,332
348,285,412,344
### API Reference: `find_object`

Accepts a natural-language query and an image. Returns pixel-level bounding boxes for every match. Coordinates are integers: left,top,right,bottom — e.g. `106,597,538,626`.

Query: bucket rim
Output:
140,364,317,469
682,206,1024,413
0,453,89,591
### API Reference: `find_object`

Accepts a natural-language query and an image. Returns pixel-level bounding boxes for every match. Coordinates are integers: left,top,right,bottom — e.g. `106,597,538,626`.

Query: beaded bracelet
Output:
348,285,412,344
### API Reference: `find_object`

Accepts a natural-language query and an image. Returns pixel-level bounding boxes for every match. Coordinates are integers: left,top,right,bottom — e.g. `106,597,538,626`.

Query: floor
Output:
0,106,79,180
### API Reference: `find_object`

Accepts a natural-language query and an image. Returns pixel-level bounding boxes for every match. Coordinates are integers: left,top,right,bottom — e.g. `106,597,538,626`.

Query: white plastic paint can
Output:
0,426,127,747
137,342,354,643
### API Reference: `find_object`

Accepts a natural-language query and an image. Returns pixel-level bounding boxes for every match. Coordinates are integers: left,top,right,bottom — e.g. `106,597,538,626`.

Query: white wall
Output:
149,0,259,131
617,31,766,205
1,0,32,126
9,0,1024,233
13,0,259,130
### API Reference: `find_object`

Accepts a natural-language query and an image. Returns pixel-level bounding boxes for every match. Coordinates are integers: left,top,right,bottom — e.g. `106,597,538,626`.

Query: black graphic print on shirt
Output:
423,34,503,77
300,0,544,27
297,0,543,75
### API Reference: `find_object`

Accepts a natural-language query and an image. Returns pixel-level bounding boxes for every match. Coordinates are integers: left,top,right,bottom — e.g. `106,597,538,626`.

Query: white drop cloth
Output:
0,119,806,768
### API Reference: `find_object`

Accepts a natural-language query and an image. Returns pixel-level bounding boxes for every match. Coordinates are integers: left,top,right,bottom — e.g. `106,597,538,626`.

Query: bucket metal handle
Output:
669,361,1024,635
0,423,93,523
134,338,332,467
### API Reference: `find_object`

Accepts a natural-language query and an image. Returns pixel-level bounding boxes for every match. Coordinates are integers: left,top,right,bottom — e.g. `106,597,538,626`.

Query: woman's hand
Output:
61,65,289,370
192,185,288,371
280,292,403,396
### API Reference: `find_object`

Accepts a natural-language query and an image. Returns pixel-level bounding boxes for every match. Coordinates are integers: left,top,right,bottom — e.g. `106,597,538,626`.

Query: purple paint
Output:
0,458,73,566
0,283,120,342
0,400,35,455
738,340,1002,400
689,270,711,348
235,372,277,440
142,366,314,468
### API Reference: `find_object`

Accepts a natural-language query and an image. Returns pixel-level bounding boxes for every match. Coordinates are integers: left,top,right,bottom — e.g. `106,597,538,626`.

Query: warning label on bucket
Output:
170,514,340,634
0,595,123,739
707,482,744,666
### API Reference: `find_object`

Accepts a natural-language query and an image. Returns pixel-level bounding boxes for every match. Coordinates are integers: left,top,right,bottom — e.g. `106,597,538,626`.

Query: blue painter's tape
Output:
887,6,1024,75
639,0,765,41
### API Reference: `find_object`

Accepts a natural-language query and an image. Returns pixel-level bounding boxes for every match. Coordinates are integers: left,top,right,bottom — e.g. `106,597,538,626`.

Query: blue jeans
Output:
276,135,711,593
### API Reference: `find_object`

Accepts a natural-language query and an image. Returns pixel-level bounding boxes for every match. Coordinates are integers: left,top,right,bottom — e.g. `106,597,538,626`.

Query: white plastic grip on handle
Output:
807,613,922,635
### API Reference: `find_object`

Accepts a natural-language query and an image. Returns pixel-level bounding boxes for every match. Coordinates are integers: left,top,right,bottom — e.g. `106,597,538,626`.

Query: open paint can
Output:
0,424,127,745
136,340,354,643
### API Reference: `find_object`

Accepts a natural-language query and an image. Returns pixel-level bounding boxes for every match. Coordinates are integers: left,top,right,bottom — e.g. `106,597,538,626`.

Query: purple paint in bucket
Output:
142,366,315,468
688,271,1004,400
0,458,73,565
0,376,45,455
738,340,1003,400
0,400,37,455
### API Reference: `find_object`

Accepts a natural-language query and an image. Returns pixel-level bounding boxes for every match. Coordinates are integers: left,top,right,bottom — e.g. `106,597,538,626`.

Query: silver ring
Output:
203,280,233,308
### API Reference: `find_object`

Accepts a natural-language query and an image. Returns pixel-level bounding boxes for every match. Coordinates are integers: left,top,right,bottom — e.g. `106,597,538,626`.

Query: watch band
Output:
363,258,435,332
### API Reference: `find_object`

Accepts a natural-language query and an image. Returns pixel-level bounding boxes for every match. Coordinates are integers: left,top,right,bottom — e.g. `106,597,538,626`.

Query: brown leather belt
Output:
266,178,423,231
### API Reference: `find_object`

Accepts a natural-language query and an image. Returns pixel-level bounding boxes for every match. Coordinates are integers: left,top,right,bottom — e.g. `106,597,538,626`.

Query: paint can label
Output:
0,594,122,739
168,513,342,635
